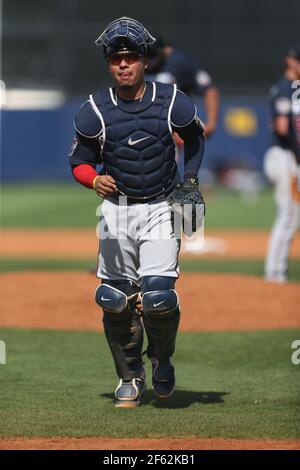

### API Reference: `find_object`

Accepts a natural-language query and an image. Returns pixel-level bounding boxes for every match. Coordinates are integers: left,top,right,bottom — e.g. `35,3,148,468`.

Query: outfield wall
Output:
1,97,269,182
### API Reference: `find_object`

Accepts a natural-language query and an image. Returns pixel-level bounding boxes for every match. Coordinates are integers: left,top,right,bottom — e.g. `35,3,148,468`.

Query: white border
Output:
151,82,156,102
167,84,177,135
89,94,106,156
109,87,118,106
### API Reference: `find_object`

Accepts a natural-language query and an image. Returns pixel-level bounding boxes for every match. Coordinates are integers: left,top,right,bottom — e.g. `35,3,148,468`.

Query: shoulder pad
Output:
171,90,196,127
74,98,103,138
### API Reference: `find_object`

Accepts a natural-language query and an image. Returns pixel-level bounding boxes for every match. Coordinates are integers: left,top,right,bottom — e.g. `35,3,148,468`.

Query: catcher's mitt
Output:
167,177,205,236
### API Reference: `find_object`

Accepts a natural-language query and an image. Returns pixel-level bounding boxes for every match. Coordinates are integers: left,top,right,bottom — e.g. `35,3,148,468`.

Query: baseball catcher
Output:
69,17,205,408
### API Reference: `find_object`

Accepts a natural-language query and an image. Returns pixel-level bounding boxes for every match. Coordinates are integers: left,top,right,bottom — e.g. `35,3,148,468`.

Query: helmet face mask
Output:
95,17,156,58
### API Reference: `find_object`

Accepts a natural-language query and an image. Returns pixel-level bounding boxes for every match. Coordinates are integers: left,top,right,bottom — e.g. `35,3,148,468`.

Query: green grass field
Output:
0,328,299,439
1,257,300,281
1,183,276,229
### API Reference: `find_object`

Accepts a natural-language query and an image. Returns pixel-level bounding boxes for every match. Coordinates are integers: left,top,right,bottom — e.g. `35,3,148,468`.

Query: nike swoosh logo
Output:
128,136,150,146
101,296,110,301
153,300,165,308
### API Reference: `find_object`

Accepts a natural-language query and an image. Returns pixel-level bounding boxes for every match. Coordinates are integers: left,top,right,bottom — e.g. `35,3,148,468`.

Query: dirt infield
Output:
1,229,300,259
0,271,299,332
0,437,299,450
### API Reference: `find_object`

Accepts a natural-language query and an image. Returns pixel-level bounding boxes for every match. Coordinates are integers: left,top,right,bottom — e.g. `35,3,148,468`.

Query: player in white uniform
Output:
264,47,300,282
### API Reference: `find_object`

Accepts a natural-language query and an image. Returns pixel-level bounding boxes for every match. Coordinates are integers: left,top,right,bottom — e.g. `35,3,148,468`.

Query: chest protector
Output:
91,82,177,199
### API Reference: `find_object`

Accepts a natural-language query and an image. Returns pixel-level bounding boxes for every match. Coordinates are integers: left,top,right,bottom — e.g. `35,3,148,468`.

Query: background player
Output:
264,47,300,283
146,36,219,252
69,17,205,408
146,36,219,138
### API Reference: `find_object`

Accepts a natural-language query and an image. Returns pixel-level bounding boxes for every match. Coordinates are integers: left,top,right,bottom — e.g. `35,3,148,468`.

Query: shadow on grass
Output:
101,389,229,409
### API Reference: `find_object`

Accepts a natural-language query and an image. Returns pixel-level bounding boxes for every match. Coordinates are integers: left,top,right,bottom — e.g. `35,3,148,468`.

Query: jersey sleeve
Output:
271,80,292,116
194,69,214,95
69,132,102,166
171,88,205,178
176,117,205,179
69,97,104,166
171,90,197,128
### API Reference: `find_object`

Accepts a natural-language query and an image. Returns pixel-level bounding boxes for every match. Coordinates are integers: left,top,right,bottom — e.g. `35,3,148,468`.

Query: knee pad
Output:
95,279,139,314
141,276,179,319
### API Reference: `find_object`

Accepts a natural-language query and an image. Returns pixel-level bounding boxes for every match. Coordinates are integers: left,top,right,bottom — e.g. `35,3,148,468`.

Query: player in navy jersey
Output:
147,36,219,138
264,47,300,282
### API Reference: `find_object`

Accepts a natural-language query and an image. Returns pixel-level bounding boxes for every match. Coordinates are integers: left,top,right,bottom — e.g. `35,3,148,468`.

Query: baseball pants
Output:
264,146,300,282
97,196,181,283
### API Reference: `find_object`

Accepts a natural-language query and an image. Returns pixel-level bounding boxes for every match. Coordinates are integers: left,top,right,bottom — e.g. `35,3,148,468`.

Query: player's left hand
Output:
167,177,205,236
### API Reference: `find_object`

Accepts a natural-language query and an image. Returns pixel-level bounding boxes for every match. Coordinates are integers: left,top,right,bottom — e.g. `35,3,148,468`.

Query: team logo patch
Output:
128,136,150,146
69,136,79,156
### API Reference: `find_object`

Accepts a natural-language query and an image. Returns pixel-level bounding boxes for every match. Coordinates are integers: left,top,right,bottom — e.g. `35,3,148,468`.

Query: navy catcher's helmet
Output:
95,17,156,58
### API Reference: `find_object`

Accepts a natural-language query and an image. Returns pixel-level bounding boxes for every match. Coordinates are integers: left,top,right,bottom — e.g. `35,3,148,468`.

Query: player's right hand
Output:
93,175,117,198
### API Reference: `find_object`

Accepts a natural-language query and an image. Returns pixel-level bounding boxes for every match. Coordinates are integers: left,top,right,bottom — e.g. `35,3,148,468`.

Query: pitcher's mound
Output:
0,272,299,331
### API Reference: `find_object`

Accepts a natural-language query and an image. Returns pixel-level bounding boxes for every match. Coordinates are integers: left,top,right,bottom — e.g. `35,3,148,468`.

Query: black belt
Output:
109,186,175,205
